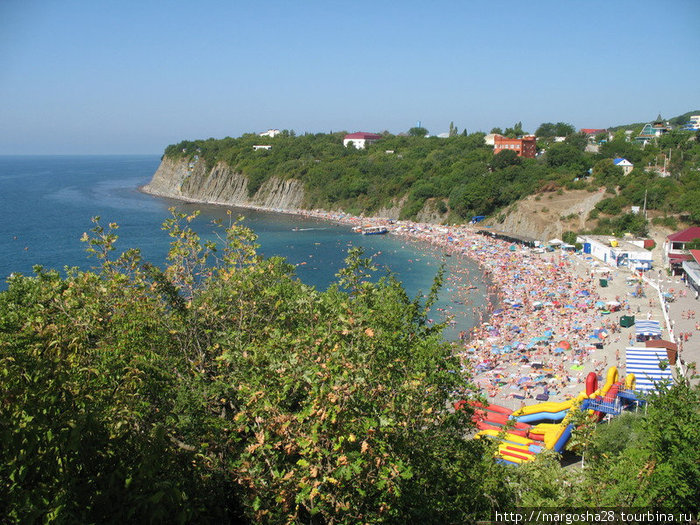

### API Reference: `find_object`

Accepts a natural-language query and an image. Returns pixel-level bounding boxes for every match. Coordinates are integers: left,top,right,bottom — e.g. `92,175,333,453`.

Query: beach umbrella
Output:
558,340,571,350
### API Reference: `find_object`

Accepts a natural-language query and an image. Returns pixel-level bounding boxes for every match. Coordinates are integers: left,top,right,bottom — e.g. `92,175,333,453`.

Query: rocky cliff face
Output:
142,156,306,211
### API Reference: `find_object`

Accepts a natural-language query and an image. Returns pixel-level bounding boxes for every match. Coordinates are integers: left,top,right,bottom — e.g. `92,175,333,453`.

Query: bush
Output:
595,197,623,216
0,213,512,523
562,231,578,244
651,216,678,230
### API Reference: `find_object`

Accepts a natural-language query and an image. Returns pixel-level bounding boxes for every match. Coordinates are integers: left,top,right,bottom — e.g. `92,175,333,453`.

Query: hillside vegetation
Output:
164,122,700,236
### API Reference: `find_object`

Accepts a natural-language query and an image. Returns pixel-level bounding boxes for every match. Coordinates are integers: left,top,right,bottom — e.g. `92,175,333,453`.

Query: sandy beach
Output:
278,208,693,407
183,199,694,408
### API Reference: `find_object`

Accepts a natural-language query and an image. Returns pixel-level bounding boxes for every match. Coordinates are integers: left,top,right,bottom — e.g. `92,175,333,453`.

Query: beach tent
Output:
625,347,674,392
635,320,662,338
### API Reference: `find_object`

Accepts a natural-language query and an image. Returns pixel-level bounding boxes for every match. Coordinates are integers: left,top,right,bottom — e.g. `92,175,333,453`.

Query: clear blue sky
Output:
1,0,698,154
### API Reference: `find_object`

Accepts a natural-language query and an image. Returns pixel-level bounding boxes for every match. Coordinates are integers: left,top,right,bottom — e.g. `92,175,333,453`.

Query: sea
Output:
0,155,490,340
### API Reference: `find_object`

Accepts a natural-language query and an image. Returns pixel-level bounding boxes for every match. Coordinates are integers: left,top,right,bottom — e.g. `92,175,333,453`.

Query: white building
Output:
613,157,634,175
683,115,700,131
253,145,272,151
578,235,654,270
343,132,382,149
484,133,497,146
259,129,280,138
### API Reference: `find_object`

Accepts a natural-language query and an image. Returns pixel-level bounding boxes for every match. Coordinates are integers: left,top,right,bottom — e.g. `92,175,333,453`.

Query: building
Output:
682,115,700,131
343,132,382,149
682,250,700,294
578,235,654,270
580,128,607,139
484,133,498,146
259,129,280,138
664,226,700,272
253,145,272,151
613,157,634,175
635,115,671,145
492,134,536,158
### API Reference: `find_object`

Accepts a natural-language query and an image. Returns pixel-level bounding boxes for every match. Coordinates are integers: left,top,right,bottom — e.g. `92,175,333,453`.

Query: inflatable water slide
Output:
468,366,642,465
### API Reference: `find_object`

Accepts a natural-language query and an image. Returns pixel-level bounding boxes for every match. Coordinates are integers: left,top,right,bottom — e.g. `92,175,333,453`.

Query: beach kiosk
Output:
620,315,635,328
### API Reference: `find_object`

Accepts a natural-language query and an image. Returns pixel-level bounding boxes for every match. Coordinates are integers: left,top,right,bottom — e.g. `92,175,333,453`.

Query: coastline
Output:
138,184,671,408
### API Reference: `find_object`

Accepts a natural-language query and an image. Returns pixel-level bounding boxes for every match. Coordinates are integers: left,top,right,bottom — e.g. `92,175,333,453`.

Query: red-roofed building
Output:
343,132,382,149
665,227,700,273
580,128,607,136
493,135,536,158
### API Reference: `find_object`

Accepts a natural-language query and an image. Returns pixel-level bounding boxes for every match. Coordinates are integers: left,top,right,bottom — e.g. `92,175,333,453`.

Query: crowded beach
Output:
216,202,692,407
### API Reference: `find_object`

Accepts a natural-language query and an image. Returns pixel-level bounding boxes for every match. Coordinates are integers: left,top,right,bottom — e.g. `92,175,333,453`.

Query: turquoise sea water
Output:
0,155,490,339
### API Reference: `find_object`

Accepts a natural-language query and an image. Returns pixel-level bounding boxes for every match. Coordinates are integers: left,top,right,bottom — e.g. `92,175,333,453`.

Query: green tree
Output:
592,158,624,187
535,122,557,138
536,122,575,138
554,122,576,137
448,121,458,137
565,132,589,151
408,127,429,137
0,212,514,523
490,149,521,170
504,122,525,138
546,143,587,171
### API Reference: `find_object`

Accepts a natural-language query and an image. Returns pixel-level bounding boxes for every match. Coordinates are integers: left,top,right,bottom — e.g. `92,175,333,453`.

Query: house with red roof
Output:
580,128,607,136
665,226,700,273
343,132,382,149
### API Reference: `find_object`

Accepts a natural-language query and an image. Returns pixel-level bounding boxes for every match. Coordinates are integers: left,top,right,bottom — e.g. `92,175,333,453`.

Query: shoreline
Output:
138,185,670,407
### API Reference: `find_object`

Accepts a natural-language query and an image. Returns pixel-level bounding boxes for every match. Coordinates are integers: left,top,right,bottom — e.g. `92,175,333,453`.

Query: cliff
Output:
483,188,607,242
142,156,450,222
142,156,306,211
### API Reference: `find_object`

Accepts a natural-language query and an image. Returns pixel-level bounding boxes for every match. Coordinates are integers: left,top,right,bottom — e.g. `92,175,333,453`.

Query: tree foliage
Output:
408,126,428,137
535,122,575,138
163,128,700,226
0,212,512,523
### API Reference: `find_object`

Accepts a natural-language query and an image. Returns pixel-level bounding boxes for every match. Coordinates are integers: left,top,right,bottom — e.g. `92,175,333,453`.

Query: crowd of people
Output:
264,207,656,404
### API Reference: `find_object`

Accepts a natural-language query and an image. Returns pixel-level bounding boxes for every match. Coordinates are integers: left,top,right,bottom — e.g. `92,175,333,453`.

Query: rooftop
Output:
344,132,382,140
581,235,649,253
667,227,700,242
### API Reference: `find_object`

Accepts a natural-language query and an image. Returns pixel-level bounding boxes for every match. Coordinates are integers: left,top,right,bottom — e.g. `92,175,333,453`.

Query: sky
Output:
1,0,698,154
